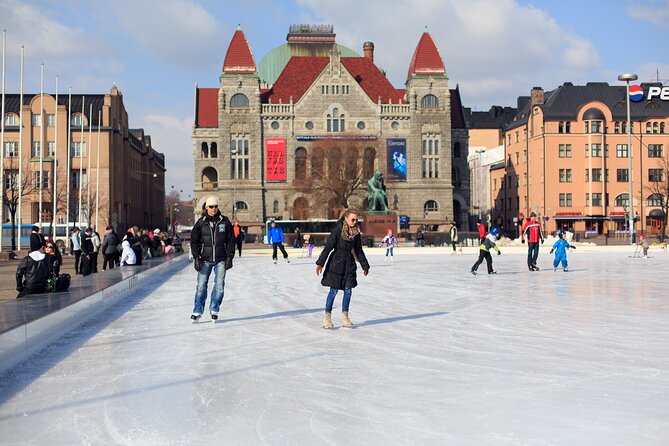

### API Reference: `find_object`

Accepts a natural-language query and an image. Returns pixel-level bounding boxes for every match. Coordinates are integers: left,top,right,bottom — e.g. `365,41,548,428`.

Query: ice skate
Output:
470,269,477,276
341,311,353,329
489,271,497,275
286,259,290,263
322,312,334,329
273,259,277,265
190,313,201,324
563,268,568,272
533,265,540,271
390,256,394,262
211,312,219,324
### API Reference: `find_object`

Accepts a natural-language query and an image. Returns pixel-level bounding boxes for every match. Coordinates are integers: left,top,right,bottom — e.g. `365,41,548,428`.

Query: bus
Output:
264,219,340,245
1,222,87,252
1,223,32,250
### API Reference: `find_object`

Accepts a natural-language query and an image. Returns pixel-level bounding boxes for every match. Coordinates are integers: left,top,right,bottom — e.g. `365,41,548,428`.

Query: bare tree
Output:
296,137,380,218
1,157,38,250
644,156,669,242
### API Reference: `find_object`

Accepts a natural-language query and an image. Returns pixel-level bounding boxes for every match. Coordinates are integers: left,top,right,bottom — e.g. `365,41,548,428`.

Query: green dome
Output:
258,43,360,84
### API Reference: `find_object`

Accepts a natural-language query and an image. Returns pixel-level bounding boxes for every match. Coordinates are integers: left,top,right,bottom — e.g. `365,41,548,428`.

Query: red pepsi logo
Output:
629,85,644,102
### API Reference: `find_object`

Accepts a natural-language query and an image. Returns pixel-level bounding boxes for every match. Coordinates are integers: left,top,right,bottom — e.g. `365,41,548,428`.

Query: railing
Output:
262,104,293,115
380,103,411,116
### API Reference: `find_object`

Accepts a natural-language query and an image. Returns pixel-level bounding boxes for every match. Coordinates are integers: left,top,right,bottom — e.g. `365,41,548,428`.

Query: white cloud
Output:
109,0,228,67
626,1,669,29
296,0,602,107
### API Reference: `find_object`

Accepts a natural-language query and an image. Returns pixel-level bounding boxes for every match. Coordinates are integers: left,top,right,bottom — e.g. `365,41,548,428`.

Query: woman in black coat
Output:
316,209,370,329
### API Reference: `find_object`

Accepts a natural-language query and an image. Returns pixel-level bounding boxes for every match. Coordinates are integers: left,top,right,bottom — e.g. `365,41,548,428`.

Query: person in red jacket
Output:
476,219,487,243
521,212,544,271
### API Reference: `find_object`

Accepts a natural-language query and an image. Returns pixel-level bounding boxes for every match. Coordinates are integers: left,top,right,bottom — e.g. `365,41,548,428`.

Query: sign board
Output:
386,138,406,181
266,138,287,181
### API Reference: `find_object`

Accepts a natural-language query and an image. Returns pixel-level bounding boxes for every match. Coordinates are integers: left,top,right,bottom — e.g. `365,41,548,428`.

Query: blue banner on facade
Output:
386,138,406,181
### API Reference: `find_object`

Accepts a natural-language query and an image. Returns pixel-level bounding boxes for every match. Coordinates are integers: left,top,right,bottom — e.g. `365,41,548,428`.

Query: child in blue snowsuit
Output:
550,232,576,271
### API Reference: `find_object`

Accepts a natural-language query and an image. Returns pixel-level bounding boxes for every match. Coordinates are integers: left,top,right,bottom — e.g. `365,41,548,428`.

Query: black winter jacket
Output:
81,232,94,256
190,212,235,262
102,231,119,255
316,220,370,290
16,251,52,293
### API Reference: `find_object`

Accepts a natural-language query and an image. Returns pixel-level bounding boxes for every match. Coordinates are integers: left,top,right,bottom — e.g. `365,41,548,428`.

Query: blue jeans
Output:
193,260,226,315
325,287,352,313
385,247,394,256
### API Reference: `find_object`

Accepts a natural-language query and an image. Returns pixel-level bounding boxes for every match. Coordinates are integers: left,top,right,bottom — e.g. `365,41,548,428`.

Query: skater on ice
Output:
550,231,576,272
316,209,370,329
268,221,290,264
449,221,458,254
637,235,650,258
382,229,397,262
190,196,236,323
471,227,501,275
521,211,545,271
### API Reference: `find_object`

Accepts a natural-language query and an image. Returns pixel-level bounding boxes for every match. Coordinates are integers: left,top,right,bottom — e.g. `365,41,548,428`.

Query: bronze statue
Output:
367,170,389,212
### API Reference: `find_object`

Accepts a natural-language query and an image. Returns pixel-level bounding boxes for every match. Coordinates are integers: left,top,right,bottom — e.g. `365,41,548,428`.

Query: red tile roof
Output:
222,29,256,74
261,56,405,104
261,57,330,104
407,32,446,80
197,88,219,128
341,57,406,103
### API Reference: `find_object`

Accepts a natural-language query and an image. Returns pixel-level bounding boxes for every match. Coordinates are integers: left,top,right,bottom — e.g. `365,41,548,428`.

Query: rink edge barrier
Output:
0,255,187,374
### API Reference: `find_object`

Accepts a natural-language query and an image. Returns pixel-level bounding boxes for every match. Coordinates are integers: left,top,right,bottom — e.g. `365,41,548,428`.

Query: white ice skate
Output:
191,313,201,324
211,312,219,324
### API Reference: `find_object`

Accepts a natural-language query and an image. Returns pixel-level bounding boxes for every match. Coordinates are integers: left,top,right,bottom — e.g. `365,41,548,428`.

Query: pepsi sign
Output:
629,85,644,102
629,84,669,102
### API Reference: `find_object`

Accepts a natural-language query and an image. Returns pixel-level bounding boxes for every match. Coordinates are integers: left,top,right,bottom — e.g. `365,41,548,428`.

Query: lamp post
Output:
169,203,178,233
231,146,238,218
618,73,638,244
475,148,486,221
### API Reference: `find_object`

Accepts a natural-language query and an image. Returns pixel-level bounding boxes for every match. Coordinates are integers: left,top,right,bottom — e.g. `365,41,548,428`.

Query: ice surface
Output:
0,249,668,445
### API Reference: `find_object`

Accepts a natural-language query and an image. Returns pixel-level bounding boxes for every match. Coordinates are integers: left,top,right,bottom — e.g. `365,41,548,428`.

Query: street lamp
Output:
169,203,179,233
475,148,486,221
231,146,238,218
618,73,638,244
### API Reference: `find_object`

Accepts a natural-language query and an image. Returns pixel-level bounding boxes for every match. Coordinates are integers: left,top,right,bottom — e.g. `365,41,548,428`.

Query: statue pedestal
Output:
361,212,397,243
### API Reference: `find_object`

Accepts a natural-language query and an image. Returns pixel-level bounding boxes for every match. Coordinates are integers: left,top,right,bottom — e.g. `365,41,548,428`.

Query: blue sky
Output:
1,0,667,196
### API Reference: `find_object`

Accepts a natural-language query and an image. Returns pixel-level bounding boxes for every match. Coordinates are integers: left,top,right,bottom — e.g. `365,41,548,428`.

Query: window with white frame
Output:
31,141,41,158
70,141,86,157
34,171,49,189
421,135,440,178
4,170,18,190
71,170,87,189
47,141,55,157
46,114,55,126
648,194,663,207
4,113,19,126
3,141,18,157
648,144,663,158
230,136,249,179
616,144,628,158
424,200,439,212
326,107,345,132
71,114,85,127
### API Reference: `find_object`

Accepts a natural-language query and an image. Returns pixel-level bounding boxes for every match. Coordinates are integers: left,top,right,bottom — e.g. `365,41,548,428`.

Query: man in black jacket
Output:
16,246,51,298
189,196,235,323
80,227,94,276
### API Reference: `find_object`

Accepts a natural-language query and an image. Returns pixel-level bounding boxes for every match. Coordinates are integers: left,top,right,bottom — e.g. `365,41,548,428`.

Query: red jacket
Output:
477,223,486,238
522,220,544,243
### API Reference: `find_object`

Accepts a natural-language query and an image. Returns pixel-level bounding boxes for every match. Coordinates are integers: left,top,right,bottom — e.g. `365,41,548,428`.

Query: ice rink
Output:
1,248,668,445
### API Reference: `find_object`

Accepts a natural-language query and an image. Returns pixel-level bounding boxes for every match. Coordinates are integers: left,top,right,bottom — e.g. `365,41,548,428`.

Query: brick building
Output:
1,85,165,248
192,25,470,234
491,82,669,238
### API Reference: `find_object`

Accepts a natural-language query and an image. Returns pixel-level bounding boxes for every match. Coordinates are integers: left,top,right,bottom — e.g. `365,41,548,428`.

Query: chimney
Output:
530,87,544,106
363,41,374,62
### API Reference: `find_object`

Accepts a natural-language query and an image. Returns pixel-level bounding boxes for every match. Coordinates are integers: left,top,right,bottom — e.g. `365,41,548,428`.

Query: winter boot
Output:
341,311,353,328
322,312,334,329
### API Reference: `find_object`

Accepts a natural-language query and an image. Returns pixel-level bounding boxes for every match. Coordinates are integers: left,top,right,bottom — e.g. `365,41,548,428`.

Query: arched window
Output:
230,93,249,108
661,123,666,134
210,142,218,158
273,200,280,214
201,142,209,158
421,94,439,108
3,113,19,126
653,122,659,134
295,148,307,180
201,167,218,190
451,166,461,187
235,201,248,211
311,147,324,179
71,113,87,127
558,121,564,133
648,194,663,207
453,142,461,158
424,200,439,213
327,107,345,132
646,122,652,134
565,121,571,133
363,147,376,179
614,193,629,207
614,122,620,134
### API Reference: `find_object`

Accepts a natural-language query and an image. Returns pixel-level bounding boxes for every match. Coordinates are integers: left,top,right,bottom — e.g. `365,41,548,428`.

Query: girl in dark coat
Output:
316,209,370,329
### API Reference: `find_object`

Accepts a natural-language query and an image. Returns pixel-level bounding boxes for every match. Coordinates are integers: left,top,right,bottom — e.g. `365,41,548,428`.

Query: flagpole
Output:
65,86,71,234
87,103,92,227
52,75,58,233
17,46,23,250
95,110,100,230
78,95,84,228
1,29,6,252
39,62,44,226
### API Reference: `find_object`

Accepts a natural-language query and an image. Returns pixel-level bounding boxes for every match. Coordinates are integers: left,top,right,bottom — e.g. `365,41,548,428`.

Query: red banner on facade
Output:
266,138,287,181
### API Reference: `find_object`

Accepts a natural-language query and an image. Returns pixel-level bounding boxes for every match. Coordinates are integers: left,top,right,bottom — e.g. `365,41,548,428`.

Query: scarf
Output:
341,222,360,241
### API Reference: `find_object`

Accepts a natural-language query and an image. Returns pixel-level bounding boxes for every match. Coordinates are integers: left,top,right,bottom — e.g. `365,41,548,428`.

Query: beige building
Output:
1,86,165,249
491,82,669,238
192,25,470,233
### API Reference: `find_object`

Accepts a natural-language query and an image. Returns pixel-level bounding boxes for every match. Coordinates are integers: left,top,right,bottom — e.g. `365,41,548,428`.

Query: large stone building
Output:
1,86,165,249
192,25,469,233
491,82,669,238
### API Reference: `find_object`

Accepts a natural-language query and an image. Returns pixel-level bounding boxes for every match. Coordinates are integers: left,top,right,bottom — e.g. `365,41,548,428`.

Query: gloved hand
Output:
550,249,554,254
497,251,501,255
363,269,369,276
541,239,545,244
194,258,202,272
225,257,233,270
521,239,525,244
570,245,576,249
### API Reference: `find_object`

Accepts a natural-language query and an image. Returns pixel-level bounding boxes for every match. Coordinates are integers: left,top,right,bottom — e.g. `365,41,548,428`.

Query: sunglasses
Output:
349,217,358,222
207,205,218,209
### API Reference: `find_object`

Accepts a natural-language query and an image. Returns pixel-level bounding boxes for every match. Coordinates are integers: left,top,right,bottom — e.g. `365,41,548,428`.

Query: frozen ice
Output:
0,248,668,445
